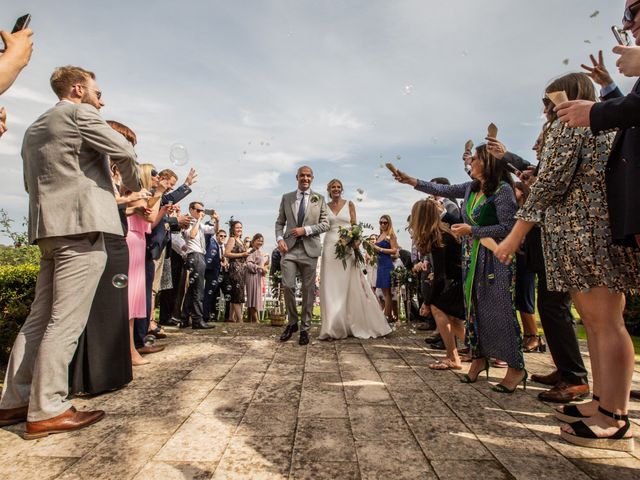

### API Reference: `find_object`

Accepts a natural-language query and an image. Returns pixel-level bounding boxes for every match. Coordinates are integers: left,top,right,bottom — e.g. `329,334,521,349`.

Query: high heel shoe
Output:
492,369,528,393
523,335,546,353
460,358,490,383
560,406,634,452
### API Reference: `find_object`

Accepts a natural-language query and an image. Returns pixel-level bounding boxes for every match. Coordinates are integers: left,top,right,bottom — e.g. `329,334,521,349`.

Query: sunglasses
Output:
624,0,640,22
379,221,389,225
194,208,204,213
151,169,158,177
542,97,552,108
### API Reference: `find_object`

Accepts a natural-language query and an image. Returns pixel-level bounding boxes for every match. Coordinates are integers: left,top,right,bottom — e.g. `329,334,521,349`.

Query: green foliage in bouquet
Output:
334,222,374,269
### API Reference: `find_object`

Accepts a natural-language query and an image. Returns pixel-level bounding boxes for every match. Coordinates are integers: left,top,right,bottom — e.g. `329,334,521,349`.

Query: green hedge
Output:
0,264,38,364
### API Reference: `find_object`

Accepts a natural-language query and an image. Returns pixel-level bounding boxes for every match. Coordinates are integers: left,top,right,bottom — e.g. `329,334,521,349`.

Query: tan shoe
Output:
0,405,28,427
24,407,105,440
136,345,165,354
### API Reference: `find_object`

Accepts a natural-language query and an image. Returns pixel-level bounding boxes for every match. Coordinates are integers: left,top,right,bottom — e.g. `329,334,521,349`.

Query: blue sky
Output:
0,1,635,249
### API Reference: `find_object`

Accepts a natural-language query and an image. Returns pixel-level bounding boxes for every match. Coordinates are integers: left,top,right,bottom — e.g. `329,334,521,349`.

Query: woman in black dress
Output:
225,219,249,322
69,121,139,394
409,199,465,370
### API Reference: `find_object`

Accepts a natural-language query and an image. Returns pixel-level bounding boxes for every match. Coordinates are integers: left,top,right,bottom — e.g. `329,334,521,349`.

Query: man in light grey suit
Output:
0,66,140,439
275,166,329,345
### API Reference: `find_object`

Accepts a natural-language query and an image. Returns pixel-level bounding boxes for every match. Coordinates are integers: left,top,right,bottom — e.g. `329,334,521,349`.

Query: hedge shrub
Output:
0,264,38,363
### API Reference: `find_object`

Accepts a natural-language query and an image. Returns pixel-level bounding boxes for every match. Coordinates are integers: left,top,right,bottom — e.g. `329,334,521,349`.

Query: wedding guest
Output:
409,199,465,370
429,177,462,224
246,233,269,323
158,206,187,326
374,215,398,321
365,234,378,292
243,236,251,250
126,163,168,364
512,181,542,353
203,220,224,322
0,65,139,437
394,145,525,393
70,120,141,393
497,72,639,451
225,219,249,322
181,201,216,329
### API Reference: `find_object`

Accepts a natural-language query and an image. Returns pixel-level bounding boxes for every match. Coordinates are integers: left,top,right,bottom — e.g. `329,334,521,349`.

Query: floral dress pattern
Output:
228,238,247,303
517,120,640,292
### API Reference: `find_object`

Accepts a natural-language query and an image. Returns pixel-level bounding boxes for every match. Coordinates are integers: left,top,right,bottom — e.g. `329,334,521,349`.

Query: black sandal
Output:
560,406,634,452
523,334,546,353
555,395,599,423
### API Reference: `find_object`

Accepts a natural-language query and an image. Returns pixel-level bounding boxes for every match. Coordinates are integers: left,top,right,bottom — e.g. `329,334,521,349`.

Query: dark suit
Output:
590,81,640,247
202,233,223,321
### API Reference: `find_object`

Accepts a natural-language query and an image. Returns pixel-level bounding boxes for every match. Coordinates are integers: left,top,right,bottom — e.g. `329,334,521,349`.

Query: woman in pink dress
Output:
245,234,269,323
124,163,167,365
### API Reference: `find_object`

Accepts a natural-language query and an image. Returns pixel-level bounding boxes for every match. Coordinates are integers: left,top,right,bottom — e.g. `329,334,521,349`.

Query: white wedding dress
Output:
318,203,392,339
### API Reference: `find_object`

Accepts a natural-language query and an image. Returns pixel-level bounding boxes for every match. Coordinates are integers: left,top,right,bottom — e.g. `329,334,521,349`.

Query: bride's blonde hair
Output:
326,178,343,195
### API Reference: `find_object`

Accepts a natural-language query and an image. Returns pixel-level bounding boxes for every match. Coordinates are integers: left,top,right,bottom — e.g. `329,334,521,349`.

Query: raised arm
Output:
414,180,470,200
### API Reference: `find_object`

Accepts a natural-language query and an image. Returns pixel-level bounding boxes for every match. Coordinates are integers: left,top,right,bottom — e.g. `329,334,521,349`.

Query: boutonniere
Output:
310,194,320,204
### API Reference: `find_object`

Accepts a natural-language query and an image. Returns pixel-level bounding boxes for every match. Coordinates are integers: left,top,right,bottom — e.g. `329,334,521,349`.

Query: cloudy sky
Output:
0,0,634,249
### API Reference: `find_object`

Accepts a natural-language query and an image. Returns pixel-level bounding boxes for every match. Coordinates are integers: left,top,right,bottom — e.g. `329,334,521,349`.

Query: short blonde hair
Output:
50,66,95,99
326,178,343,194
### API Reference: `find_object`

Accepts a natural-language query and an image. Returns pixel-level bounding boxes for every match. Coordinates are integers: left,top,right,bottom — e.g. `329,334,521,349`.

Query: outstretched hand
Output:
184,168,198,186
581,50,614,88
485,136,506,160
393,169,418,187
555,100,594,128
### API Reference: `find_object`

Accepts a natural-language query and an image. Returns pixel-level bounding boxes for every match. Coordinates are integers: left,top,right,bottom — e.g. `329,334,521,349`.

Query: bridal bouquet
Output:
334,222,375,270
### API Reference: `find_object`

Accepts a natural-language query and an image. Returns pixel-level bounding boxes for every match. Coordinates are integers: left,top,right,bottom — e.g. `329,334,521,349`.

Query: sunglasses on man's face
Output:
624,0,640,23
194,208,204,213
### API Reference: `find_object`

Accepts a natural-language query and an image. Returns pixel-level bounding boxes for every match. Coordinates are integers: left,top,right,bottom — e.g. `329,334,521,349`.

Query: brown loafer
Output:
537,382,590,403
24,407,105,440
531,370,561,386
0,405,28,427
137,345,165,354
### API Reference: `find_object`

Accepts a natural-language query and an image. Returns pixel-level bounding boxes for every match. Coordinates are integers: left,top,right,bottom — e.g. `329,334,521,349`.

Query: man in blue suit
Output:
203,225,229,322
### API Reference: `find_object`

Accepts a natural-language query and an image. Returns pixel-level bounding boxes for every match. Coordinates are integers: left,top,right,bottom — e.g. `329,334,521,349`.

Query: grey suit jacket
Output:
22,101,140,244
275,190,329,258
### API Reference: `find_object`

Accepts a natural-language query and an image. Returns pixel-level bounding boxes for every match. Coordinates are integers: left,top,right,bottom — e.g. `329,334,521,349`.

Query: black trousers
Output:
182,252,206,323
203,269,231,321
159,250,185,325
537,272,588,385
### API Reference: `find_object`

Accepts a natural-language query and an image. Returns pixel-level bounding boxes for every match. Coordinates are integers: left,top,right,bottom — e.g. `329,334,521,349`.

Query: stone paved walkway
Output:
1,324,640,479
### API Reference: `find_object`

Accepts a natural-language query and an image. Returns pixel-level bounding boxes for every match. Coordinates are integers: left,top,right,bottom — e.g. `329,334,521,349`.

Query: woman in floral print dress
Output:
495,73,640,452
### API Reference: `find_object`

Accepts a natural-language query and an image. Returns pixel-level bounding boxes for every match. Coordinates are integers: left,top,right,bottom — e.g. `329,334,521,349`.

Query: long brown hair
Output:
409,199,457,255
470,144,513,196
379,214,396,239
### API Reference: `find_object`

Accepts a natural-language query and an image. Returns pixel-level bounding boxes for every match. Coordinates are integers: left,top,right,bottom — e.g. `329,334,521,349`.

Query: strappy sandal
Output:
460,358,490,383
523,334,546,353
555,395,599,423
560,406,634,452
428,359,462,371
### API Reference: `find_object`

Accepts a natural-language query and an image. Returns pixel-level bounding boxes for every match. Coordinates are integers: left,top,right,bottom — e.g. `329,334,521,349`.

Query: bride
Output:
318,179,392,340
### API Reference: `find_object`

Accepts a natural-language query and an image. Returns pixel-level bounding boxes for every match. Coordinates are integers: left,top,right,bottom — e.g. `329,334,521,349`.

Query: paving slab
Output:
0,325,637,479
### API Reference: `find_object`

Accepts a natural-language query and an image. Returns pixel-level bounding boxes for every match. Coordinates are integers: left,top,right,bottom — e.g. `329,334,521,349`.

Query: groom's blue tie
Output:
297,191,307,227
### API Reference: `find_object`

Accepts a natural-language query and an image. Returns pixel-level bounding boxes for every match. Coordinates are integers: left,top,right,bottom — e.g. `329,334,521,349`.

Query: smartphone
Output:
11,14,31,33
204,209,215,216
612,25,632,46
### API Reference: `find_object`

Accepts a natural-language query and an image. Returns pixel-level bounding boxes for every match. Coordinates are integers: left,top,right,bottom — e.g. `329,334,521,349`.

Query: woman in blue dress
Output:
374,214,398,321
393,145,525,393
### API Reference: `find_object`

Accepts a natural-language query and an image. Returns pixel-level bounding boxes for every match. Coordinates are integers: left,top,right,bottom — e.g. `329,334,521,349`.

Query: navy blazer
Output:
146,183,192,260
204,234,222,279
590,81,640,245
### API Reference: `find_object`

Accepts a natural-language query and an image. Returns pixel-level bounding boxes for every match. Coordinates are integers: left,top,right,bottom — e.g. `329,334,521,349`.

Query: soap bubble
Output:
562,58,569,65
112,274,128,288
396,154,401,161
356,188,365,195
208,290,213,294
224,295,231,301
403,84,414,95
169,143,189,166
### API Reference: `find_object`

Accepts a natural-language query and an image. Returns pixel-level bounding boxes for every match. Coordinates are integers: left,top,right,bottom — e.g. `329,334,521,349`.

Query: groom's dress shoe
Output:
299,331,309,346
280,324,298,342
0,405,28,426
24,407,105,440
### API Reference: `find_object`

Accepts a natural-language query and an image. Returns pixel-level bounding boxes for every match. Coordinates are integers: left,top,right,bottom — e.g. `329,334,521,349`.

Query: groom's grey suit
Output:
0,101,139,421
275,190,329,332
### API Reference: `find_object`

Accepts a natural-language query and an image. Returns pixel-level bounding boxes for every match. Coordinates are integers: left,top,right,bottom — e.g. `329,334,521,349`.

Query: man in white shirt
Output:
181,201,217,329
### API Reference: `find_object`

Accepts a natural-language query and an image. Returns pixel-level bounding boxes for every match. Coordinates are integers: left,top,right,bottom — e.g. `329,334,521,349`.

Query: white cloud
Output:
3,85,53,105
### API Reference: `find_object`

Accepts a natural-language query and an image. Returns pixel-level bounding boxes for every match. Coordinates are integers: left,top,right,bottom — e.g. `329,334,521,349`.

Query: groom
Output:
275,166,329,345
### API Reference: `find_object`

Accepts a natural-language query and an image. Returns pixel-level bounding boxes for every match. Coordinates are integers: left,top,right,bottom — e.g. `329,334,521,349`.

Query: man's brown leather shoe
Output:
24,407,105,440
137,345,165,354
537,382,590,403
0,405,28,427
531,370,561,386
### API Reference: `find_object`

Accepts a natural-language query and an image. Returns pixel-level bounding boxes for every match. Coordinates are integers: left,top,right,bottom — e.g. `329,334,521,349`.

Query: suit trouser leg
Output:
203,269,217,321
0,233,106,421
150,249,166,320
537,273,588,385
298,254,318,333
281,247,300,328
183,253,206,322
135,257,154,348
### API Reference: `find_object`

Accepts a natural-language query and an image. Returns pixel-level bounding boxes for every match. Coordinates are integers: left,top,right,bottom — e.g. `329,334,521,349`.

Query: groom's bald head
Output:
296,166,314,191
